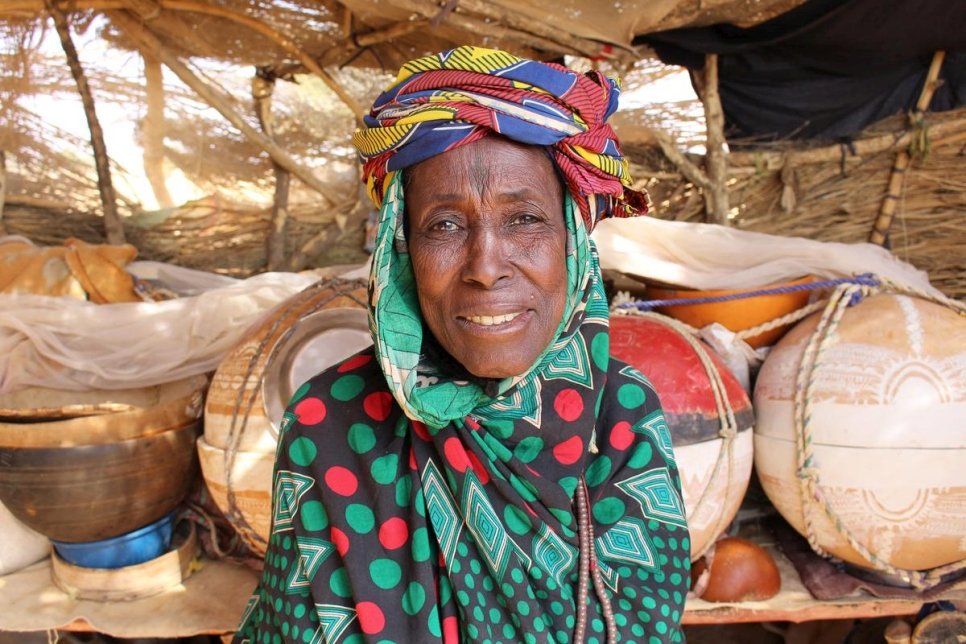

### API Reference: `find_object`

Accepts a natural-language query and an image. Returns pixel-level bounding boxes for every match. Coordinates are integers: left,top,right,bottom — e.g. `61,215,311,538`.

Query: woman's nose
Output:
461,225,513,288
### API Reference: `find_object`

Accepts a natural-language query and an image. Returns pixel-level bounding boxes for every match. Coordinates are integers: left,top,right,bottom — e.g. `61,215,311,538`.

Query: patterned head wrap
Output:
352,46,650,231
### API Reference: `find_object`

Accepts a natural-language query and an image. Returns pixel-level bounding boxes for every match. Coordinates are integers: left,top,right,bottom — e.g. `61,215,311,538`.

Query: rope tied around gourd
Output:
792,277,965,590
609,305,742,559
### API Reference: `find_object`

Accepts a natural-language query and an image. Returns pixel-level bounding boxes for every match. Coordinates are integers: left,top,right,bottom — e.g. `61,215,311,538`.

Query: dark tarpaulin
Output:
637,0,966,143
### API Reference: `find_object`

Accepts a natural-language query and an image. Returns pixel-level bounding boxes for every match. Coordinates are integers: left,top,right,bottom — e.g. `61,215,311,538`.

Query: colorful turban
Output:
352,46,650,231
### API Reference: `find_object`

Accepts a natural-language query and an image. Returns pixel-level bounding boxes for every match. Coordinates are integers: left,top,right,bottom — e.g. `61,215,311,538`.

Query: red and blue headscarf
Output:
352,46,650,231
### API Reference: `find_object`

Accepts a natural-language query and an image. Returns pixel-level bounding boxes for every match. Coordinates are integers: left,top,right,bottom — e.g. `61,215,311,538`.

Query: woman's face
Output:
406,136,568,379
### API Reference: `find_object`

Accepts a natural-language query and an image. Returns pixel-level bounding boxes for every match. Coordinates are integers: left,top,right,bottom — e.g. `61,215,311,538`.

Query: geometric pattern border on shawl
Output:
632,408,676,465
532,521,578,586
615,468,687,528
286,536,335,595
311,604,357,644
544,333,594,389
462,474,515,579
596,517,658,571
421,460,463,565
273,470,315,532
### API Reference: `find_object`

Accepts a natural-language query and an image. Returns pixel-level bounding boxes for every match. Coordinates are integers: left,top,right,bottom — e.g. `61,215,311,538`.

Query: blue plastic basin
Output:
52,513,175,569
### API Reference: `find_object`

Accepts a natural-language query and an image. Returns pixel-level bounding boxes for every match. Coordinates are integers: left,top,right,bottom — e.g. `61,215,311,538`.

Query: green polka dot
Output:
288,436,317,467
503,624,516,639
628,441,653,468
345,504,374,533
395,476,412,507
487,419,515,439
504,505,532,535
411,527,431,562
656,620,668,634
330,374,365,402
329,567,351,597
290,381,310,403
347,423,376,453
371,453,399,485
369,558,402,590
428,606,442,637
550,601,564,616
549,507,573,526
513,436,544,463
299,500,328,532
590,331,609,370
516,600,531,616
394,415,409,437
559,476,578,497
489,607,501,624
592,496,625,525
509,473,538,502
617,383,646,409
402,581,426,615
465,573,477,589
585,455,612,487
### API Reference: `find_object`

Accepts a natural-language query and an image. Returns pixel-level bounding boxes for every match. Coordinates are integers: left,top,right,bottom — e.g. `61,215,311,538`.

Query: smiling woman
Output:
406,137,568,379
236,45,690,643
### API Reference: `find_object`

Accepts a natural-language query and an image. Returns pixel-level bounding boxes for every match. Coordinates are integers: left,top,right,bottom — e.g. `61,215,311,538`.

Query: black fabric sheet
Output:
638,0,966,143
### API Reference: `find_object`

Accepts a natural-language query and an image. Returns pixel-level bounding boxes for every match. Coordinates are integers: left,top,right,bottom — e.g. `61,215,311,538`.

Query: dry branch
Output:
110,9,337,205
694,53,729,225
142,50,174,209
46,0,126,244
869,50,946,246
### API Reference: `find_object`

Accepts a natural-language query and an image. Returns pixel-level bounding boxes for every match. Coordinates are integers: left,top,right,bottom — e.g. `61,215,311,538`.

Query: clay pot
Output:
202,278,370,554
0,376,206,543
645,276,814,348
691,536,781,602
610,314,755,559
754,293,966,572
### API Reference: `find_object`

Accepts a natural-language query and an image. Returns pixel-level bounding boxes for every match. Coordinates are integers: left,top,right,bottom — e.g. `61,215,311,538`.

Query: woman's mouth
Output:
461,312,524,326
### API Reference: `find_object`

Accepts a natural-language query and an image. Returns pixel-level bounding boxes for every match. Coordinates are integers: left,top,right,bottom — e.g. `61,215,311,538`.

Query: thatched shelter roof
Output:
1,0,963,298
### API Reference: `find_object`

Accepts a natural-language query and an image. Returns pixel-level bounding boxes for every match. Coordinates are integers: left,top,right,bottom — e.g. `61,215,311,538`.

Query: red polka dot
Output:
411,420,431,442
443,616,459,643
324,466,358,496
408,447,417,471
378,517,409,550
293,397,326,425
331,527,349,556
465,417,480,430
356,601,385,634
466,450,489,484
364,391,394,421
609,420,635,451
337,353,372,372
554,388,584,422
443,437,470,472
553,435,584,465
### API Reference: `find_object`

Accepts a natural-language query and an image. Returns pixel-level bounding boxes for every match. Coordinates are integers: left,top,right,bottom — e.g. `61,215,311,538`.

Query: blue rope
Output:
616,273,880,311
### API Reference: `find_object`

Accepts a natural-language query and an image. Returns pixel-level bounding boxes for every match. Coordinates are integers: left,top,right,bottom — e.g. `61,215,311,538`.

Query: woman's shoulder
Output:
279,345,403,444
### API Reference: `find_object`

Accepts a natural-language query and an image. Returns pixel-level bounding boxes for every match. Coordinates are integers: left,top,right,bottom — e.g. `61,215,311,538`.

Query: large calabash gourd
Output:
201,278,371,555
754,293,966,575
609,314,755,560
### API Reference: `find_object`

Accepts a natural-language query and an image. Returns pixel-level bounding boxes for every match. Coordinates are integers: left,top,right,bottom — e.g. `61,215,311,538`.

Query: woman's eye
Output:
429,219,458,232
510,213,541,225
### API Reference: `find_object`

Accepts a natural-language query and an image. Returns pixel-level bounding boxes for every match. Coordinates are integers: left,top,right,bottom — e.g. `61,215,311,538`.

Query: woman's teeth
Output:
464,312,521,326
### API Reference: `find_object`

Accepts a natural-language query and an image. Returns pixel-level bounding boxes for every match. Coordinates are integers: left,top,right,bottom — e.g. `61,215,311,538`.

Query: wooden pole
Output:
869,50,946,246
46,0,126,244
694,53,730,226
253,71,291,272
142,50,174,209
110,10,336,205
